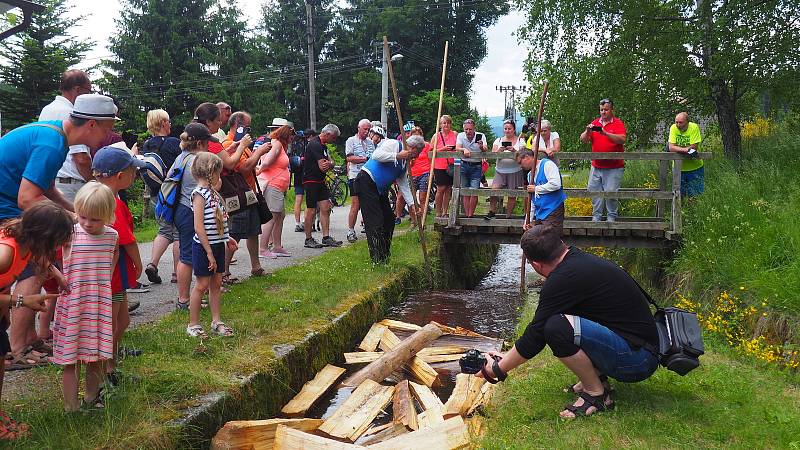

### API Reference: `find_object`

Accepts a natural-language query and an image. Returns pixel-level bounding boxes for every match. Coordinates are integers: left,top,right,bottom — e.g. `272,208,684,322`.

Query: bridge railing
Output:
429,150,712,241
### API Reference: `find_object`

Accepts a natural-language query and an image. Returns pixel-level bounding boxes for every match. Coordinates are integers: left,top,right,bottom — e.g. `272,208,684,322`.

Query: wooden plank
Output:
377,329,439,387
433,150,712,161
378,329,402,351
344,351,461,365
212,418,323,450
657,158,670,218
672,158,682,235
443,373,485,417
378,319,422,332
448,187,460,228
368,416,470,450
358,323,388,352
563,220,668,230
564,189,673,199
392,380,419,430
419,346,468,356
466,382,496,416
410,381,445,429
318,379,395,441
419,354,462,363
281,365,347,418
357,423,409,446
274,425,364,449
347,325,441,387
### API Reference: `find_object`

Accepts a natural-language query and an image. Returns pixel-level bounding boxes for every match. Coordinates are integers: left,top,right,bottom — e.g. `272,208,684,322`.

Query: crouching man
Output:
352,127,422,264
477,225,659,418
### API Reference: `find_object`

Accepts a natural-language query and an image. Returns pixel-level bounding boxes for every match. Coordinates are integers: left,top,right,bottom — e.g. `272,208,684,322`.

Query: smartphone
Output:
591,125,603,132
446,145,456,150
233,126,251,142
501,141,512,148
475,133,483,143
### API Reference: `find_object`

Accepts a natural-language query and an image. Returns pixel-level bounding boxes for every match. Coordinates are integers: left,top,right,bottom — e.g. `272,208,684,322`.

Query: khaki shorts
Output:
491,170,526,189
260,182,286,213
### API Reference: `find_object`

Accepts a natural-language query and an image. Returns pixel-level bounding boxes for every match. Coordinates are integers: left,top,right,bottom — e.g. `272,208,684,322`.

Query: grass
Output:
478,293,800,449
5,230,435,449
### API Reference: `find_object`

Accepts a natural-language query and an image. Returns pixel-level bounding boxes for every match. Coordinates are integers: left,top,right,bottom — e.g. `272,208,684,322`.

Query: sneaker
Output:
272,247,292,257
304,237,324,249
347,230,357,243
484,211,496,221
321,236,343,247
607,217,616,223
592,216,602,222
294,223,304,232
259,250,277,259
145,264,162,284
128,282,149,294
394,218,401,225
127,300,140,313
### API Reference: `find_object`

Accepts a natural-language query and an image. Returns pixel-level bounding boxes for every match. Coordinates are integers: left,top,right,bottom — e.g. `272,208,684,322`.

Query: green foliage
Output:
515,0,800,159
408,89,496,143
0,0,90,129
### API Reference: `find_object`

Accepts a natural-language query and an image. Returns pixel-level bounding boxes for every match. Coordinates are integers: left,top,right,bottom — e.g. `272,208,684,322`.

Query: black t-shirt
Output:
515,247,659,359
142,135,182,170
302,137,329,184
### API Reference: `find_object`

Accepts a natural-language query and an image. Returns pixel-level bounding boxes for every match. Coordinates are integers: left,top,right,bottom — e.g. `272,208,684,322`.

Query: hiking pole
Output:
521,81,549,295
384,37,432,283
420,40,449,229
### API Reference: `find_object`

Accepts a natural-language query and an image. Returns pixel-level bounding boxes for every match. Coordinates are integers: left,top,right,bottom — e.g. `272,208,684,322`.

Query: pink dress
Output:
51,223,117,365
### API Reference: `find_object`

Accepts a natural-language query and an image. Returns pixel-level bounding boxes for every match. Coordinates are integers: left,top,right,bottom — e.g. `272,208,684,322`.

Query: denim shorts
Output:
175,203,195,265
575,317,659,382
681,166,704,197
460,162,482,189
412,173,430,192
192,241,226,276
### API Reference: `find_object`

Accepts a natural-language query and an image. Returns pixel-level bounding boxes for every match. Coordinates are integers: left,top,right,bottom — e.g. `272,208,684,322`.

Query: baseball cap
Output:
92,146,146,177
184,123,219,143
70,94,120,121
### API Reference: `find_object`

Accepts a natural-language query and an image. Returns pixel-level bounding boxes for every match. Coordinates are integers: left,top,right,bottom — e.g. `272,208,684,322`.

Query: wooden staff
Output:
384,37,432,280
420,41,449,229
521,81,549,295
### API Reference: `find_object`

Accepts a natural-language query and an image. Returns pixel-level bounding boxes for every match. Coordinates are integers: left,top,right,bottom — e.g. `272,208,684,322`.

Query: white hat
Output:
268,117,294,129
370,125,385,138
70,94,120,121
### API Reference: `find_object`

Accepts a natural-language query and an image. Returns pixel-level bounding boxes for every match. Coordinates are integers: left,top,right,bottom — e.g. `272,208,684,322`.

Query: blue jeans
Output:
574,317,659,382
460,162,482,189
587,167,624,220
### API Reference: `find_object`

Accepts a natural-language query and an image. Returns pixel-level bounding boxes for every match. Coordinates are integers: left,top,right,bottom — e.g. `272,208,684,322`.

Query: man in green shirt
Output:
668,112,704,197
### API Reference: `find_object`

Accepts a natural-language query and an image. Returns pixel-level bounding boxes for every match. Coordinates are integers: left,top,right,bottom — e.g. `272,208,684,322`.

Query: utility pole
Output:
305,0,317,131
374,40,401,131
496,85,528,121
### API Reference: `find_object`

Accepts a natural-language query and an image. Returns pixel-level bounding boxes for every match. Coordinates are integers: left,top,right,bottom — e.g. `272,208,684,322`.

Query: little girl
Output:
51,182,118,412
188,152,236,338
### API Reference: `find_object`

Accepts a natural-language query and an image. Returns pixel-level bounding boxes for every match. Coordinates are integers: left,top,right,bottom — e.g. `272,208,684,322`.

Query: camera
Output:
591,125,603,132
459,349,486,374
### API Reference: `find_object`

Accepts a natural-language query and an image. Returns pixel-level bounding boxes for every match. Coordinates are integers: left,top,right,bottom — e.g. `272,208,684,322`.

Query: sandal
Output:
30,338,53,356
251,268,265,277
563,375,614,394
175,299,190,311
210,321,234,337
5,348,48,371
145,263,162,284
170,272,178,283
562,389,614,418
80,391,106,411
186,324,208,338
222,274,240,285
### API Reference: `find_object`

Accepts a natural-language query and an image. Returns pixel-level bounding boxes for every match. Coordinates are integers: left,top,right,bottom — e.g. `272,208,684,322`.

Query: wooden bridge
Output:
431,150,712,248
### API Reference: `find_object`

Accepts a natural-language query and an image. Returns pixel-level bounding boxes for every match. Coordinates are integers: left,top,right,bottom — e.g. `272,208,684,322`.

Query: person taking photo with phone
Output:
456,118,487,218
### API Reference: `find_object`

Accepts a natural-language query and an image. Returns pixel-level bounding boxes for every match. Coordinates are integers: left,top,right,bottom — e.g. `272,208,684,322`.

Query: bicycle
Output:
326,163,349,207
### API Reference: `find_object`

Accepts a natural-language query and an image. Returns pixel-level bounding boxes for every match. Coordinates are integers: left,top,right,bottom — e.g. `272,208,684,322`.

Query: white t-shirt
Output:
536,131,560,151
493,136,525,173
456,131,488,163
39,95,91,181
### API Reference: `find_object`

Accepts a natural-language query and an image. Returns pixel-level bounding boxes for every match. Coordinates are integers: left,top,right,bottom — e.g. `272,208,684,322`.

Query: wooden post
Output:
657,156,670,218
672,157,682,235
384,37,432,283
448,161,461,228
421,41,449,228
344,323,443,387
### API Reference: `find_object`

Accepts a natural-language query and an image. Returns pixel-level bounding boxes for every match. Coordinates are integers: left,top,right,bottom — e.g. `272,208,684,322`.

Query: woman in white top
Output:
535,119,561,165
487,119,526,219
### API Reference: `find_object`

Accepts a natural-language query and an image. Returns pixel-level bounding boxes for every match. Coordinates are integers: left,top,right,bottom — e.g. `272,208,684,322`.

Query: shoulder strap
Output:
16,123,67,143
624,268,660,310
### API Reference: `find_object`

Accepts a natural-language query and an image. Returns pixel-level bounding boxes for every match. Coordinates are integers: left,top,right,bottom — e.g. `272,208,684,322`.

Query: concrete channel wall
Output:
173,242,499,449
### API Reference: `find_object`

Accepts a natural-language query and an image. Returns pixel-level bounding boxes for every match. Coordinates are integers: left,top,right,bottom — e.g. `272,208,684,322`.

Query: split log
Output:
392,380,419,430
378,329,402,351
344,348,464,365
344,352,383,364
357,423,409,446
466,381,496,416
211,418,323,450
358,323,387,352
420,354,463,364
281,364,346,417
410,381,445,429
345,323,442,387
274,425,364,449
378,319,422,332
443,374,485,417
431,321,491,338
367,416,470,450
318,379,395,441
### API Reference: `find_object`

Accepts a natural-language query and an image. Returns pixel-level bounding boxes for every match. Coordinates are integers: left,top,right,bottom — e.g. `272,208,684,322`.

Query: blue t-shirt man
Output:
0,120,69,219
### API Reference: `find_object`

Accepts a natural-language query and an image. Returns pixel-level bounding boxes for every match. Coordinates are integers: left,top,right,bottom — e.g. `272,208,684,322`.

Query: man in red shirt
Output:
579,99,627,222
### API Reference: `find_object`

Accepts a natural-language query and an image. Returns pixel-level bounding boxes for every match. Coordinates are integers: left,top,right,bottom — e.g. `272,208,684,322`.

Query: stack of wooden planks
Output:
211,320,502,450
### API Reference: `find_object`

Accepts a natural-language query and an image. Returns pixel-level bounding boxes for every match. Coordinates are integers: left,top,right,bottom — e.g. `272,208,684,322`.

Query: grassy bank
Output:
478,294,800,449
6,231,436,449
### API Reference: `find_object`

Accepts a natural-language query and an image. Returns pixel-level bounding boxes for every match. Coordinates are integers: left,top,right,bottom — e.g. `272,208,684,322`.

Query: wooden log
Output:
357,423,409,446
409,381,445,429
358,323,388,352
378,329,439,386
281,365,346,417
466,381,496,416
378,329,402,351
344,347,465,365
211,418,323,450
443,374,485,417
417,409,445,430
318,379,395,441
344,352,383,364
430,321,491,338
378,319,422,332
368,416,470,450
418,354,462,363
392,380,419,430
345,323,442,387
274,425,364,449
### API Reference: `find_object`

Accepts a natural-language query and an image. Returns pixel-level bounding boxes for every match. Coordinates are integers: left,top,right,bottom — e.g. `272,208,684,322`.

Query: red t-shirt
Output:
590,117,626,169
433,130,457,170
411,143,432,178
111,198,137,293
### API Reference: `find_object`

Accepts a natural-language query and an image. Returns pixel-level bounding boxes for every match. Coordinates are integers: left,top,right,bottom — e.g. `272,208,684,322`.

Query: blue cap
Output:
92,146,147,177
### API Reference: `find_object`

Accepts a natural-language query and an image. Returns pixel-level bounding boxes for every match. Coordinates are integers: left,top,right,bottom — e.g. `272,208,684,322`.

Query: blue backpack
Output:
155,154,194,223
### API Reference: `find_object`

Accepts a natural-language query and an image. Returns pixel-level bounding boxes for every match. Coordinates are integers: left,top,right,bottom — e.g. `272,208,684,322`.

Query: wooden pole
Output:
521,81,549,295
384,37,432,282
420,41,449,229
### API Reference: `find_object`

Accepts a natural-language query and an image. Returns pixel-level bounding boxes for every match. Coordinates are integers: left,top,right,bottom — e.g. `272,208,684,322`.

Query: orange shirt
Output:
257,146,291,192
0,234,31,288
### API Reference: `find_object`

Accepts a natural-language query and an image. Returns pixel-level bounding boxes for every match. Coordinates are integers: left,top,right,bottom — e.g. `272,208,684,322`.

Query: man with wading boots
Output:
476,225,659,418
352,127,422,264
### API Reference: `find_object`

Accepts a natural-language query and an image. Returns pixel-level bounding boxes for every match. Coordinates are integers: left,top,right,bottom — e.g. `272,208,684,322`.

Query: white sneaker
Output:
347,230,357,243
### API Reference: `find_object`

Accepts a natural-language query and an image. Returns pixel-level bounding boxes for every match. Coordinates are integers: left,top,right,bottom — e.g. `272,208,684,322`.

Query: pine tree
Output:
0,0,90,130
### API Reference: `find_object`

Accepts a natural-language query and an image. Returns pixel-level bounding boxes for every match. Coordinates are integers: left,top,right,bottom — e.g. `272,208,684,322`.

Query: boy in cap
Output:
92,146,147,385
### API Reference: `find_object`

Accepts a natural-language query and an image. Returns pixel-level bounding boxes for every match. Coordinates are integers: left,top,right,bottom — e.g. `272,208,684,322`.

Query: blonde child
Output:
92,146,146,385
51,182,118,412
188,152,237,338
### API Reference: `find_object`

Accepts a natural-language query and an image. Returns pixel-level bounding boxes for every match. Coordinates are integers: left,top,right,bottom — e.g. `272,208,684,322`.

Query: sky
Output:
68,0,528,118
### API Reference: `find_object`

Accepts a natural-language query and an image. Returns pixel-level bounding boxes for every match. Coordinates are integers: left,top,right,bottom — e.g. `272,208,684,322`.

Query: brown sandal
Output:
250,268,265,277
6,348,48,371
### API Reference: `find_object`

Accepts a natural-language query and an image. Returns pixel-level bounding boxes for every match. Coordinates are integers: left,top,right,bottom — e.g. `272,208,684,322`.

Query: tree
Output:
0,0,90,130
516,0,800,158
408,89,496,143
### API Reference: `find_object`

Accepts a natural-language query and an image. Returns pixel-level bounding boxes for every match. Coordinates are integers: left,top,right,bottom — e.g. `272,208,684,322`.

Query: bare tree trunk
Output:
710,78,741,159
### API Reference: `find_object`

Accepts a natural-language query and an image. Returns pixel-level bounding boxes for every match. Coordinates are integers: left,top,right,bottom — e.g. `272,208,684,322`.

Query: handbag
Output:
219,170,258,216
253,172,274,225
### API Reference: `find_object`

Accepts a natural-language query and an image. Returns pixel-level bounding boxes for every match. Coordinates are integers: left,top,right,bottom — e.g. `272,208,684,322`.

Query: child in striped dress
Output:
51,182,118,412
187,152,237,338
